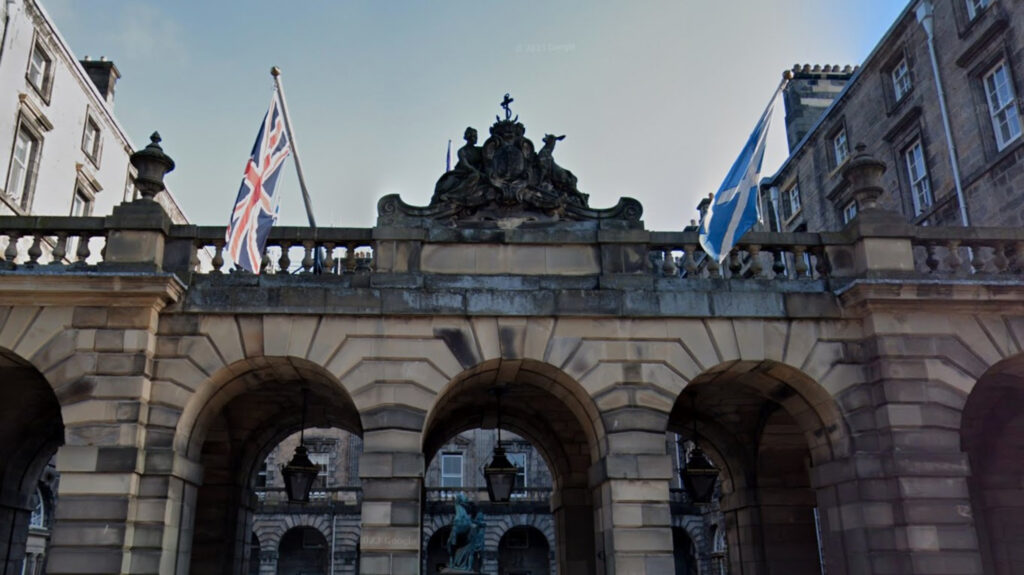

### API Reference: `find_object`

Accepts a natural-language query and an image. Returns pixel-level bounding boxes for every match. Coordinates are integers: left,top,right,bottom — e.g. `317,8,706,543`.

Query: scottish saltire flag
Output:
699,84,783,262
225,90,291,273
446,139,452,172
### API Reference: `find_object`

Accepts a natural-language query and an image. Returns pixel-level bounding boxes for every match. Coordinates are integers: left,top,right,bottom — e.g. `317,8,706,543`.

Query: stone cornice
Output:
835,278,1024,316
0,271,185,308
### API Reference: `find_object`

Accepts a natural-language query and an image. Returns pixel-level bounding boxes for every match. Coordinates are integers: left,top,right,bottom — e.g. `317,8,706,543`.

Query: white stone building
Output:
0,0,189,223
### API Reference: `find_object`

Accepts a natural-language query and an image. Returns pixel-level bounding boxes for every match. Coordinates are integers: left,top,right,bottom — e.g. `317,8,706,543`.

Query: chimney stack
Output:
80,56,121,107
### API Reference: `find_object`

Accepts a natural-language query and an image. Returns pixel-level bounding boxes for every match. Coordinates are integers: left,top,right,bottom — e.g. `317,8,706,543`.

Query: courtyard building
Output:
5,0,1024,574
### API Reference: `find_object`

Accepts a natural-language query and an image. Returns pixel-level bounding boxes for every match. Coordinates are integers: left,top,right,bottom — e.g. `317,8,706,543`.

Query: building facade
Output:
763,0,1024,233
0,0,189,223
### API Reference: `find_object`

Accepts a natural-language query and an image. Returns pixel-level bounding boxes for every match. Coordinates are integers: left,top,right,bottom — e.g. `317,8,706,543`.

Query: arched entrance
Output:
963,355,1024,575
422,359,603,575
424,525,452,575
498,526,550,575
668,360,847,575
671,527,697,575
278,527,329,575
175,357,362,575
0,348,63,575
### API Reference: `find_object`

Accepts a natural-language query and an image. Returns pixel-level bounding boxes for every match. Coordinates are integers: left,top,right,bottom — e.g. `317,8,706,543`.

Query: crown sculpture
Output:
377,94,642,228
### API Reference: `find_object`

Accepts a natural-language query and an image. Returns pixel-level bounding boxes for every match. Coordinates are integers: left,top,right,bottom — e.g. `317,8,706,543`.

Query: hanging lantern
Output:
484,387,519,503
281,388,318,502
281,444,319,503
681,391,718,504
681,444,718,503
484,445,518,503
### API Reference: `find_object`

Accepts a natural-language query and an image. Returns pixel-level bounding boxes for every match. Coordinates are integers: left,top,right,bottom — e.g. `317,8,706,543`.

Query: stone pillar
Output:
46,304,168,575
550,486,597,574
358,426,423,575
591,428,675,574
718,487,767,575
258,548,277,575
812,374,982,575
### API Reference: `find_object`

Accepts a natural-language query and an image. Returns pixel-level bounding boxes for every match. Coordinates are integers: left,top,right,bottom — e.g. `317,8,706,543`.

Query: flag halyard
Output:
225,90,291,274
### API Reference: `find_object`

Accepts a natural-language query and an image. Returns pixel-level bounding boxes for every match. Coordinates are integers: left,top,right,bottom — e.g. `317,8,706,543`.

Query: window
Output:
892,59,912,101
82,117,101,164
6,124,40,209
841,201,858,224
507,452,527,495
967,0,990,20
28,489,45,529
309,452,330,499
440,453,463,488
833,128,850,167
984,61,1022,150
781,185,801,222
26,41,53,98
904,140,933,215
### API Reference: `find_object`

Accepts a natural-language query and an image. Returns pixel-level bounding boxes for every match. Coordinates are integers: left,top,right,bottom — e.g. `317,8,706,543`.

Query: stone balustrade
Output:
0,215,107,268
2,204,1024,285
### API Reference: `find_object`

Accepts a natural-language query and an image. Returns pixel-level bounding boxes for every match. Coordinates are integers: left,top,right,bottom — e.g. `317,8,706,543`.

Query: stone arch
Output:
421,358,602,574
0,346,64,575
277,526,329,575
488,513,556,553
668,359,849,575
498,525,552,575
962,353,1024,575
424,524,453,575
172,356,362,575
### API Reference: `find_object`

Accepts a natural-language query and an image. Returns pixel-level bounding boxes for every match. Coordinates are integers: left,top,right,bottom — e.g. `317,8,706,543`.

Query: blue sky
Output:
45,1,907,230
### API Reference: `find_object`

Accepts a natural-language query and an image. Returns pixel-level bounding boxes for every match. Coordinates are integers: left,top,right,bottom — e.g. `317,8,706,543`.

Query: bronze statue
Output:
379,95,643,227
428,95,590,219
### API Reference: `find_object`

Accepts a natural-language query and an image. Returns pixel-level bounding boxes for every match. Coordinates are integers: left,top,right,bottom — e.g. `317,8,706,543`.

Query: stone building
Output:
2,88,1024,575
0,0,190,222
762,0,1024,232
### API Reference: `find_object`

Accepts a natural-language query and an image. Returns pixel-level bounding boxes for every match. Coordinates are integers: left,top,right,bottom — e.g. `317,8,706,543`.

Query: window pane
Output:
834,130,849,165
8,129,34,204
28,46,48,90
986,62,1022,149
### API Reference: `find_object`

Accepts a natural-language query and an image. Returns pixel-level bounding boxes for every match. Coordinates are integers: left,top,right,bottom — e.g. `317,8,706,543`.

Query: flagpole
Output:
271,66,316,228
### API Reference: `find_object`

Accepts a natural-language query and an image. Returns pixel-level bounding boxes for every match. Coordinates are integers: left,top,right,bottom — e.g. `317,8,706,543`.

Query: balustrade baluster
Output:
346,243,357,273
260,248,270,274
3,232,18,266
301,241,314,273
944,240,962,273
50,233,67,266
323,242,336,274
793,246,808,279
211,241,225,274
27,234,42,265
971,244,986,274
993,242,1009,273
812,246,829,278
355,246,372,272
278,241,292,272
662,249,677,277
76,234,91,264
747,245,763,278
771,248,786,279
925,243,940,272
683,244,698,276
728,250,742,276
707,255,721,278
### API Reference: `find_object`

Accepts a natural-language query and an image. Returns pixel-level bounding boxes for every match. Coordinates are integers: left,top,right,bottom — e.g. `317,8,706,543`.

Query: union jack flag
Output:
225,91,290,273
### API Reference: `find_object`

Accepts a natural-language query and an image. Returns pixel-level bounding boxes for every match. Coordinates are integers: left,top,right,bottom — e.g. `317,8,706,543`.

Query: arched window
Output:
28,488,45,529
